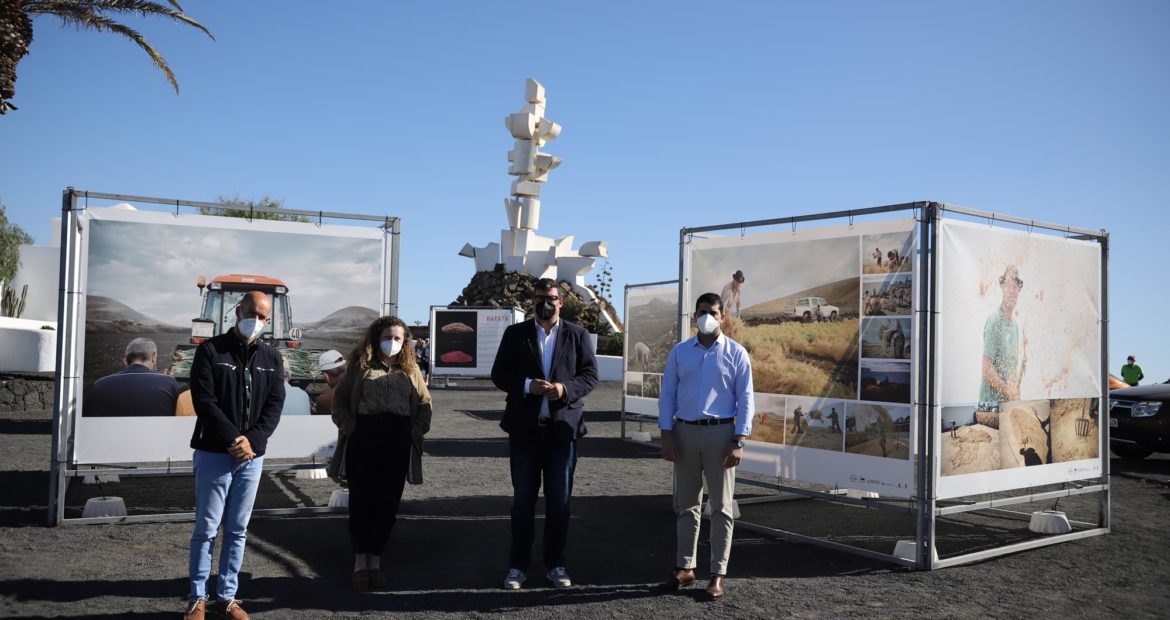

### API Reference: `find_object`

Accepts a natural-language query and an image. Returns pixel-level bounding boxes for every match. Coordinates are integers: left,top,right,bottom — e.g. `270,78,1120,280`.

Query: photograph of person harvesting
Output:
331,316,432,589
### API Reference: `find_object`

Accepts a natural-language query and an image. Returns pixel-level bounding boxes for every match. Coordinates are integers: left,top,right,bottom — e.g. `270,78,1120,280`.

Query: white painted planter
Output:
0,317,57,373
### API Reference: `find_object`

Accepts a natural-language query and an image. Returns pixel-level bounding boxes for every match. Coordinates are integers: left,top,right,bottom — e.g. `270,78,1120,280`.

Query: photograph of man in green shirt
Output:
980,265,1025,403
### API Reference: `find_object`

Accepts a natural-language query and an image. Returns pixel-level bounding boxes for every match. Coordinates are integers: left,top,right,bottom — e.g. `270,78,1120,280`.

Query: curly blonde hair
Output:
348,315,418,376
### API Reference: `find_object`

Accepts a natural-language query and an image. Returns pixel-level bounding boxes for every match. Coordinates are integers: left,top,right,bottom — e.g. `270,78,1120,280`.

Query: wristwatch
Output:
733,438,746,449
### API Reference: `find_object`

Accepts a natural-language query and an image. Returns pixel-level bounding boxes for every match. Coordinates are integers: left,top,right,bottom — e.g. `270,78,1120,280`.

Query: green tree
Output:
0,199,33,284
1,0,213,114
199,195,310,223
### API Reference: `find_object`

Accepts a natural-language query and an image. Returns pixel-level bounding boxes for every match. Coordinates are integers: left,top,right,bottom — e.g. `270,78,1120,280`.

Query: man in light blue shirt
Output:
654,292,753,601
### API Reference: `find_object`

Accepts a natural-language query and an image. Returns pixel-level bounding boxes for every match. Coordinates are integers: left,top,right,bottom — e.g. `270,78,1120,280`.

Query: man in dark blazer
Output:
491,278,598,590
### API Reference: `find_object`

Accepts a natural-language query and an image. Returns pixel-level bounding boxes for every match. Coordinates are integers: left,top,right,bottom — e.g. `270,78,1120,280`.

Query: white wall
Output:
597,355,622,381
12,245,60,322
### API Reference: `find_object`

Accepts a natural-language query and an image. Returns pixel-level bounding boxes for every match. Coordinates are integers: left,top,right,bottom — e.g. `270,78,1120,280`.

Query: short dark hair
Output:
695,292,723,312
533,278,559,296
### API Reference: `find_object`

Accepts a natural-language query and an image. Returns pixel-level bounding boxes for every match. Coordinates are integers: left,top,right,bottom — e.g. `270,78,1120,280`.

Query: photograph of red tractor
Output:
168,274,321,384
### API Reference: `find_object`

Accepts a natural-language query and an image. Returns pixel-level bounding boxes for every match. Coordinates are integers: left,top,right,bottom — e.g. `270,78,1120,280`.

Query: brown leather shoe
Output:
368,569,387,588
706,574,726,600
654,568,696,592
182,598,205,620
207,598,249,620
352,568,370,589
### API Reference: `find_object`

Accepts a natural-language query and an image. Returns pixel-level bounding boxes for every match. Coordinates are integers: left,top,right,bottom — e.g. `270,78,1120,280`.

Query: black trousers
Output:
346,414,412,556
508,430,578,571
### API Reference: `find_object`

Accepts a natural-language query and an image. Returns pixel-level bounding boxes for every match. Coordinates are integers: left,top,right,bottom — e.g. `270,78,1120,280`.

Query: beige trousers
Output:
672,421,736,575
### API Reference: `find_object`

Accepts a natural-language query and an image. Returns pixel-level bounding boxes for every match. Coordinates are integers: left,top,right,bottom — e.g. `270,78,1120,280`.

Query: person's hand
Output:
228,436,254,462
722,443,743,469
530,379,561,398
660,430,679,462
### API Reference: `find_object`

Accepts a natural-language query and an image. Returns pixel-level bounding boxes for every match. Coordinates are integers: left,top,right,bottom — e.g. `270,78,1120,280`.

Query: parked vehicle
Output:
782,297,839,322
1108,380,1170,460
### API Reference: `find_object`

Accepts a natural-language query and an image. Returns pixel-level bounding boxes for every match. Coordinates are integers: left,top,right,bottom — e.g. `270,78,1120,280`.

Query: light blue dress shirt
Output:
523,318,561,420
658,333,754,437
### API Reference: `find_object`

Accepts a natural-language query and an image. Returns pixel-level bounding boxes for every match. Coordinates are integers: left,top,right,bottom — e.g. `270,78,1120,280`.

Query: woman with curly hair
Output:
332,315,432,589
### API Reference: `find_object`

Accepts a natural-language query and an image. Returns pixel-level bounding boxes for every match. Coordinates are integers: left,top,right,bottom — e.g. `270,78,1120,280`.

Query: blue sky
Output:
1,1,1167,381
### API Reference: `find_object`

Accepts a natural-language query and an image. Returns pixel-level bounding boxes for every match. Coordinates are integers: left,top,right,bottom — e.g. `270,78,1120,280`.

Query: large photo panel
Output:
936,219,1103,498
623,284,678,416
75,207,391,463
687,217,917,497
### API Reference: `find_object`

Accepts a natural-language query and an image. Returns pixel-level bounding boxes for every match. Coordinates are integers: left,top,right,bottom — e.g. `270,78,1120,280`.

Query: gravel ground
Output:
1,380,1168,619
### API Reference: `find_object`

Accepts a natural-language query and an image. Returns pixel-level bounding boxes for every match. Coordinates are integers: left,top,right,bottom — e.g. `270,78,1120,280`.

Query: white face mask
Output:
697,313,719,335
380,339,403,358
237,318,266,342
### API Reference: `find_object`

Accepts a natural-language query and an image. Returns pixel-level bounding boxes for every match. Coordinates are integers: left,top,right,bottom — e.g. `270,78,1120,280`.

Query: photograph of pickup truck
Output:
689,233,860,399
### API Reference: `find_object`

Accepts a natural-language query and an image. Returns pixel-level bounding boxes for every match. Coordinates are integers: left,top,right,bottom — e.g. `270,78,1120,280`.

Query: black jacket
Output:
189,331,286,455
85,363,181,417
490,318,598,441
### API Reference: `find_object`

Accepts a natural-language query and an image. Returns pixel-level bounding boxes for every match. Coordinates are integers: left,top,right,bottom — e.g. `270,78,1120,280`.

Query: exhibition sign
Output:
935,219,1103,499
73,206,392,464
686,218,918,497
429,306,524,378
623,283,678,417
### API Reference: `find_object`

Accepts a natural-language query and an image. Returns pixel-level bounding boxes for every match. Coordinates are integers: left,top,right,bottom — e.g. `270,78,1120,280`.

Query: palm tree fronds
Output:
32,9,180,92
25,0,213,40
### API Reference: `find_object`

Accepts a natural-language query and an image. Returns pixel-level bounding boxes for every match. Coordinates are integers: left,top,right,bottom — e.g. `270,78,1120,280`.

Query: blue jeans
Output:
188,450,264,602
509,431,577,571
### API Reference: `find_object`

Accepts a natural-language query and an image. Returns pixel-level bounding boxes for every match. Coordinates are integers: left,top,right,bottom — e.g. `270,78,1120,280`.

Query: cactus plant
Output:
1,283,27,318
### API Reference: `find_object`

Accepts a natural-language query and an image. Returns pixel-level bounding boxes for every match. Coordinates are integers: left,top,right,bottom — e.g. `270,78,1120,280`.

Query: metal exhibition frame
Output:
620,279,677,440
676,201,1110,570
48,188,400,526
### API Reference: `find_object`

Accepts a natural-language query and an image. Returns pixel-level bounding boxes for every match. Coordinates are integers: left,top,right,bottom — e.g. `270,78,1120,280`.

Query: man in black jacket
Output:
491,279,598,590
184,291,285,620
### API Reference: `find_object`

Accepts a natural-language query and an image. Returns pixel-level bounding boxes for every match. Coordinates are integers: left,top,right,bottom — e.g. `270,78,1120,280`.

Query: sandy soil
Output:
785,427,843,451
846,432,911,459
1001,402,1051,468
940,424,1001,475
748,412,784,444
2,381,1168,618
1052,398,1100,462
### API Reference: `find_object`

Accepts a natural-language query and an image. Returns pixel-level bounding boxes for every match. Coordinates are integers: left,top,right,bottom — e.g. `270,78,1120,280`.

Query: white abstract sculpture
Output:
460,78,609,300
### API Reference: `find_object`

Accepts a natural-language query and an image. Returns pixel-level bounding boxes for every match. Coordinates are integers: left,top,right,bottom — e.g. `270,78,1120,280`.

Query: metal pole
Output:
681,201,924,235
386,218,401,317
62,189,393,223
621,284,630,439
677,229,689,342
935,203,1101,239
49,189,80,526
1098,231,1110,530
913,202,940,569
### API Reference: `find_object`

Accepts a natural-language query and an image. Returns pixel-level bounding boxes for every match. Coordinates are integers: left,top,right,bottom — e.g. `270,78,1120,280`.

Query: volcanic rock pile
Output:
449,266,622,335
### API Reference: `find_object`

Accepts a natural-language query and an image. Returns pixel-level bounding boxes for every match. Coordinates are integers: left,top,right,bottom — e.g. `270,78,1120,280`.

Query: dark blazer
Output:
84,364,181,417
491,318,599,441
